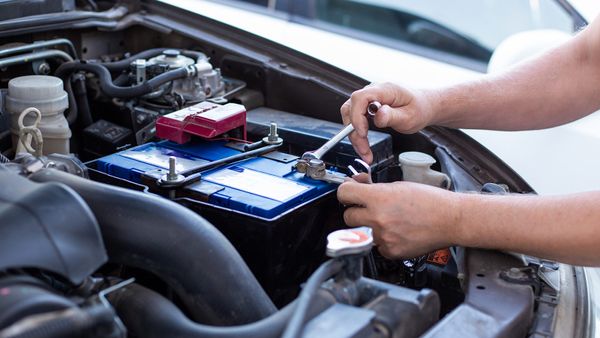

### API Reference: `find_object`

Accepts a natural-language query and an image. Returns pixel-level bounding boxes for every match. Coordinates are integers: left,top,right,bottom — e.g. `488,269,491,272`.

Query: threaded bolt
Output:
268,122,278,142
168,156,177,181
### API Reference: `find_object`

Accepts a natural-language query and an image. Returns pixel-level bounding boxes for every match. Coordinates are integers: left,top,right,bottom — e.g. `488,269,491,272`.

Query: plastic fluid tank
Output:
6,75,71,155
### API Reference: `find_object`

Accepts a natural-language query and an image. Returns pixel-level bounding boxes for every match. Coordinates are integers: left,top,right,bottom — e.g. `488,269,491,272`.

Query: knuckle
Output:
340,101,350,113
350,90,363,100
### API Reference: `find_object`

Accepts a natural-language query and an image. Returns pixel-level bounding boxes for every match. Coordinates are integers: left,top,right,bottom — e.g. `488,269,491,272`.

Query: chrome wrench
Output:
299,100,382,163
297,101,381,181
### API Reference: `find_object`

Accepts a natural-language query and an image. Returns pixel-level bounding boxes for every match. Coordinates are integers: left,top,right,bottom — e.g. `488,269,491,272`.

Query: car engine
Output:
0,2,571,338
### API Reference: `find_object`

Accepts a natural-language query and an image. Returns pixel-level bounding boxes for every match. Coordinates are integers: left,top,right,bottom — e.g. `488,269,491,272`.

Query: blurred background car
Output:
172,0,600,195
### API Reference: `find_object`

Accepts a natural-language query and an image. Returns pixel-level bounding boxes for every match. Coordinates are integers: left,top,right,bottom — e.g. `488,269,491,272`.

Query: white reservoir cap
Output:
6,75,68,114
326,228,373,258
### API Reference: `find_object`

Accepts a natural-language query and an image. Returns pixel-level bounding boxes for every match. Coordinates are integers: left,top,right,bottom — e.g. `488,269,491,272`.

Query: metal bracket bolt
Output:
160,156,185,185
263,122,283,145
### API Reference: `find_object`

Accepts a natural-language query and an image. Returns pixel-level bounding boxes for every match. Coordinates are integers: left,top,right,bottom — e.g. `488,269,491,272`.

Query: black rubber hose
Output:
55,61,193,99
29,169,276,325
100,48,166,72
1,305,116,338
0,279,76,330
109,283,295,338
71,73,93,128
63,74,78,126
281,259,344,338
112,72,129,86
100,48,206,72
182,50,208,63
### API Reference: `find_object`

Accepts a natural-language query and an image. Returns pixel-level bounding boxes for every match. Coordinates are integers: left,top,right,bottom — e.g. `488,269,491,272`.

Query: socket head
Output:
301,151,318,161
367,101,382,116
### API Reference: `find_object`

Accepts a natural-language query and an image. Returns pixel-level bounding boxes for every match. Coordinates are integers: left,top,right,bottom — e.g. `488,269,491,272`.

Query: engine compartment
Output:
0,2,570,337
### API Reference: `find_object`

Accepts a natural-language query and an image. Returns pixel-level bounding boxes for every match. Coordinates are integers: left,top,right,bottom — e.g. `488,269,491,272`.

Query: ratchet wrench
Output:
297,101,381,182
300,100,382,162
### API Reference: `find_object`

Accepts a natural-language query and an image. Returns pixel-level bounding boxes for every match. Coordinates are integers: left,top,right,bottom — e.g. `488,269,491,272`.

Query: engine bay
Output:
0,2,573,337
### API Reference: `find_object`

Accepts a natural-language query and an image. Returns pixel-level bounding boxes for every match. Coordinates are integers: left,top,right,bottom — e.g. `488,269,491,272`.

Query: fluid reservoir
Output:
6,75,71,155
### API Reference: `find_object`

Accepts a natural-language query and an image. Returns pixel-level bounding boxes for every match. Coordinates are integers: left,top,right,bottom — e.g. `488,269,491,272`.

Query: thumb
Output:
373,105,413,133
372,105,396,128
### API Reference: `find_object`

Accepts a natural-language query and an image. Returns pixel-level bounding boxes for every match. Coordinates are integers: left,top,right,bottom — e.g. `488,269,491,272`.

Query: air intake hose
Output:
29,169,276,325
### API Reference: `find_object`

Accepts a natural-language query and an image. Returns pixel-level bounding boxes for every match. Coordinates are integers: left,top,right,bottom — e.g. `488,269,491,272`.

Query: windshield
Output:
208,0,579,66
337,0,575,51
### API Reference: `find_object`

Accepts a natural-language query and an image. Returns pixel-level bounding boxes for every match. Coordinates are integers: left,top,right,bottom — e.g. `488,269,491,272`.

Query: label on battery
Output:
120,145,210,172
204,166,310,202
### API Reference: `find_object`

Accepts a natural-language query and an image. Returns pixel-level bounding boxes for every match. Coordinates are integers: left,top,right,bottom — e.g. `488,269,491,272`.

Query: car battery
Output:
91,139,343,304
95,140,336,218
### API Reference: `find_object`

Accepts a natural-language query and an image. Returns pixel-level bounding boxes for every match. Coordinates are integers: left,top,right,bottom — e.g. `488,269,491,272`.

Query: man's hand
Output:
337,180,461,259
340,83,437,164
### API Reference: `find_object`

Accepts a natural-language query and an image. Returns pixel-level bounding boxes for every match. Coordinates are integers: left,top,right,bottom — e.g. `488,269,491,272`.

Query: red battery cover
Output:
156,102,247,144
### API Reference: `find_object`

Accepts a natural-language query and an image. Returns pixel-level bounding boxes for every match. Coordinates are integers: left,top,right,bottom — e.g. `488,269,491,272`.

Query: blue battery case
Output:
95,140,336,219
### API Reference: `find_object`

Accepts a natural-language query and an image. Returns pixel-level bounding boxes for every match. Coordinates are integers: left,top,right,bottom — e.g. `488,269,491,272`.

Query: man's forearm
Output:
453,191,600,266
428,18,600,131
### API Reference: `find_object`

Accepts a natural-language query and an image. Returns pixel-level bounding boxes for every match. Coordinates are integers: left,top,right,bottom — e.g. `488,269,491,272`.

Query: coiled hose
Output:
55,61,197,99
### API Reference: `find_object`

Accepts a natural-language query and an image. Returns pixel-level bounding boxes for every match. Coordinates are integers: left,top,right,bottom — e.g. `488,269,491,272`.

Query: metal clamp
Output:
297,158,347,184
297,158,372,185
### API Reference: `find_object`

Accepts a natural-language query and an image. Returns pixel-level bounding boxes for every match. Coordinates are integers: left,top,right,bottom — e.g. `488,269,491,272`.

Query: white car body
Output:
166,0,600,195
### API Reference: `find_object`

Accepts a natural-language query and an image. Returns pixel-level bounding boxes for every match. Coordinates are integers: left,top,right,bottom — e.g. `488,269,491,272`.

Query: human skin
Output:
338,15,600,266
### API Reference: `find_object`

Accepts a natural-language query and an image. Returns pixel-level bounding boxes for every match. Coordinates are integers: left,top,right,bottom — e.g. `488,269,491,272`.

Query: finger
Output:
340,99,351,125
343,206,372,227
351,172,372,184
337,181,371,206
349,94,370,139
342,97,373,163
349,84,407,124
348,132,373,164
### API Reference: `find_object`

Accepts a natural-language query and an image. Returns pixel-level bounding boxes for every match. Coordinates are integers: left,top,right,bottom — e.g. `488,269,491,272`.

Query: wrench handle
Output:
311,123,355,160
